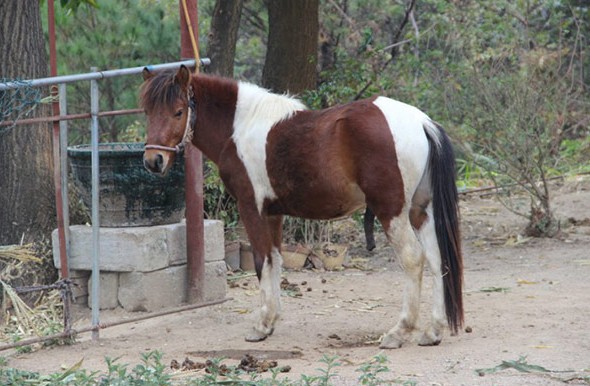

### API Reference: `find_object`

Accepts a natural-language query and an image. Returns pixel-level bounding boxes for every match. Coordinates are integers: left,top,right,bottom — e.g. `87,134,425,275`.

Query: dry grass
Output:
0,244,63,350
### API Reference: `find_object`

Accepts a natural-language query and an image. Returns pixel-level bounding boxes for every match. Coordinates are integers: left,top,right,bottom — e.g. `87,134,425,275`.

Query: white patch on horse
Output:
372,97,431,197
233,82,307,213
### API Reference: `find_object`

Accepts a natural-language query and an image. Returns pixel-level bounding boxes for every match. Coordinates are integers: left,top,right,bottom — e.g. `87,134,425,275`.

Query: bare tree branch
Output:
353,0,416,100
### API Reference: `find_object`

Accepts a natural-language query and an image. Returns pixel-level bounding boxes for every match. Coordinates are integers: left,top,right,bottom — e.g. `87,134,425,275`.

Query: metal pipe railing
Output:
0,59,210,91
0,108,144,127
0,57,211,343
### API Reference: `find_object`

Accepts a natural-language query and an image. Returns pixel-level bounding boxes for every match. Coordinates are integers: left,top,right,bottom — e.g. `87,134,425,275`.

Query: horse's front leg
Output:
241,211,284,342
246,247,283,342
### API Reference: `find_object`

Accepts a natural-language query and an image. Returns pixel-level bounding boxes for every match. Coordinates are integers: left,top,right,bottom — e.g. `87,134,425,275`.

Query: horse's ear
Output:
175,65,191,90
142,67,153,81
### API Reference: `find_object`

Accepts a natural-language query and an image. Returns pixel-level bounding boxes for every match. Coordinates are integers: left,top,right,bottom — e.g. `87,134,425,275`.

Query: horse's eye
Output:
174,109,183,118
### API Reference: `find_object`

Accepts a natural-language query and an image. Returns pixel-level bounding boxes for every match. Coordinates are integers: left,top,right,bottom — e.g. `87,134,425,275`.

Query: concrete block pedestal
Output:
52,220,227,311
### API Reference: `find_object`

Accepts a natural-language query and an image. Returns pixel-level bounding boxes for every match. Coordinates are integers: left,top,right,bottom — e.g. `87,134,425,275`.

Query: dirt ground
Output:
6,176,590,385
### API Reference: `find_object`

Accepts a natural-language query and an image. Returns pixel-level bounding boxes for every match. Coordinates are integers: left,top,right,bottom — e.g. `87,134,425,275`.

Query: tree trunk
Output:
262,0,319,94
207,0,244,77
0,1,55,245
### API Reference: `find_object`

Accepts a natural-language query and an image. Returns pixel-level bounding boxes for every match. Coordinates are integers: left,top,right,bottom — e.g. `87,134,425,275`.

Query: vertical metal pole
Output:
48,0,72,333
58,84,70,254
180,0,205,303
58,83,72,332
90,68,101,340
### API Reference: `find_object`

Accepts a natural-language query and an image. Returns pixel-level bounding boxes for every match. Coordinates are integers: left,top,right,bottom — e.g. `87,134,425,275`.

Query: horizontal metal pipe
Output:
0,58,210,91
0,108,144,127
0,297,231,352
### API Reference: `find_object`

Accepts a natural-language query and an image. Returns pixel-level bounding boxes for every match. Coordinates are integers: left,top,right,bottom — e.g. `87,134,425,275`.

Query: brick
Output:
117,262,227,312
88,272,119,310
202,261,228,302
68,270,90,305
118,265,187,312
168,220,225,265
52,220,224,272
52,226,169,272
204,220,225,263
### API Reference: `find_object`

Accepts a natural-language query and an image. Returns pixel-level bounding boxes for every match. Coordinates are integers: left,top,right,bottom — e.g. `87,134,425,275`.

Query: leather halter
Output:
144,89,196,155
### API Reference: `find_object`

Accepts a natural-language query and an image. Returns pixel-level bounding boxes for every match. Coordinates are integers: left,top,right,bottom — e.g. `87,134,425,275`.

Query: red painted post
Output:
180,0,205,303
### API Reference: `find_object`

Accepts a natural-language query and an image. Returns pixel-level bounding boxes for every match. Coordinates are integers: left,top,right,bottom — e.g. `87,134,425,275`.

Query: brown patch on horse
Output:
265,98,404,231
409,203,428,230
191,74,239,164
409,186,431,231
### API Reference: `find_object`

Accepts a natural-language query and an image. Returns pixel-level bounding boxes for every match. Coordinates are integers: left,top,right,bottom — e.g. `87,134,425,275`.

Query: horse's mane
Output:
140,70,307,127
139,70,181,112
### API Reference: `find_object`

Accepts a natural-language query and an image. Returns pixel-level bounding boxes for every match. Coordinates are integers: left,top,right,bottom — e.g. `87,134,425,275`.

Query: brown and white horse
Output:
141,65,463,348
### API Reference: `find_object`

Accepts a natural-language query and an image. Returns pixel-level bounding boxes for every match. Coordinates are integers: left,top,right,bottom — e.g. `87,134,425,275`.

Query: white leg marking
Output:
246,248,283,342
416,204,446,346
380,215,425,349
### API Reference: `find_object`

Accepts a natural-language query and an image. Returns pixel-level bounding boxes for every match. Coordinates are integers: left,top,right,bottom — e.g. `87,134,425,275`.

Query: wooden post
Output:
180,0,205,303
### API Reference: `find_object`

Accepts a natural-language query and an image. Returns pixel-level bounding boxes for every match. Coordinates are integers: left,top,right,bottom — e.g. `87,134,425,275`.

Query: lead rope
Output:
180,0,199,149
181,0,201,73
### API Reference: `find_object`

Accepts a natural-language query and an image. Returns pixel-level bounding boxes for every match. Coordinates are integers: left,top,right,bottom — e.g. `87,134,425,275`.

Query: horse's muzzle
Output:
143,152,167,176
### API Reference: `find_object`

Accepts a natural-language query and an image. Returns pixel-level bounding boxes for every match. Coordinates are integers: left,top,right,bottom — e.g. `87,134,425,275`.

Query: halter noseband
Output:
144,88,196,155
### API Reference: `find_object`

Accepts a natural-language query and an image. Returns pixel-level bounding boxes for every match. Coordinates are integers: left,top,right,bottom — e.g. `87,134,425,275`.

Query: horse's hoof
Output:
379,333,404,349
418,334,442,346
418,328,442,346
245,328,273,342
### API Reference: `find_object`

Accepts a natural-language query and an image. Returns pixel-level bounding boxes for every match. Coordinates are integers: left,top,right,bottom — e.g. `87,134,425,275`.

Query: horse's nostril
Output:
155,154,164,171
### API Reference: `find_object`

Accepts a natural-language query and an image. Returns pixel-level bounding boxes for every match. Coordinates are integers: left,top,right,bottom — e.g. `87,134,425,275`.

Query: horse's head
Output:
141,65,194,176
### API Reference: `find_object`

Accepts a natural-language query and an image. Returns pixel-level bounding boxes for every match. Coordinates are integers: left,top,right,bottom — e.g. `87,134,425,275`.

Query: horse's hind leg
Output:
379,213,425,349
414,203,447,346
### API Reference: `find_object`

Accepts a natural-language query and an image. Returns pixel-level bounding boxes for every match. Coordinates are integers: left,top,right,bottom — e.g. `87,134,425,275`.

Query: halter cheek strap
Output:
144,88,195,155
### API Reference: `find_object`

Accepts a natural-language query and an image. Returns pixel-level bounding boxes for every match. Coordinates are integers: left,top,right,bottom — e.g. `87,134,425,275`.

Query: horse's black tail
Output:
425,121,463,334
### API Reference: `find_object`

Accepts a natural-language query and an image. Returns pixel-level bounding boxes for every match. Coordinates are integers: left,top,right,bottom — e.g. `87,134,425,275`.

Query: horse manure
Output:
205,361,231,376
301,281,307,285
171,354,292,374
181,357,194,369
238,353,290,373
280,278,301,293
321,278,327,284
176,357,207,371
